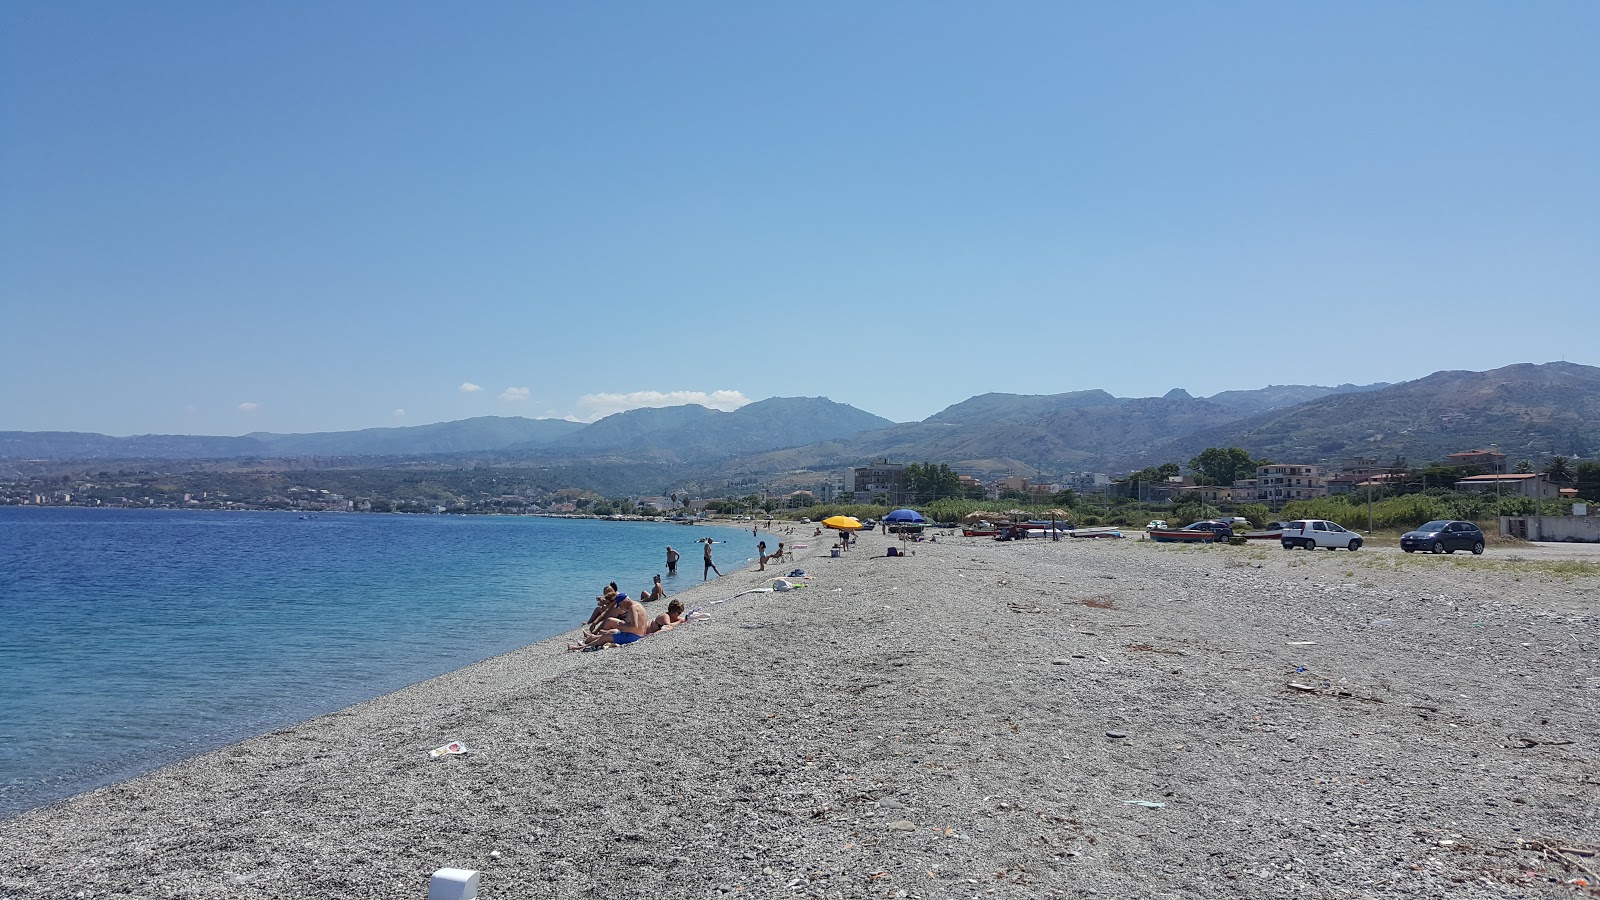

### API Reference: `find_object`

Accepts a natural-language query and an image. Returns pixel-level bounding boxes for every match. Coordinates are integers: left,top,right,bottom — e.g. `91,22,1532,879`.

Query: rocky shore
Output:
2,531,1596,899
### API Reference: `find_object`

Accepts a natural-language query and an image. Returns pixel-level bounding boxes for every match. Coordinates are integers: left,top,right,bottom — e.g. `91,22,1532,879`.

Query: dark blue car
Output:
1400,520,1486,555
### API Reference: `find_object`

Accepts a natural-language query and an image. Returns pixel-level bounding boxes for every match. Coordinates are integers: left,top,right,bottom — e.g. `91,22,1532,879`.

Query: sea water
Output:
0,507,773,818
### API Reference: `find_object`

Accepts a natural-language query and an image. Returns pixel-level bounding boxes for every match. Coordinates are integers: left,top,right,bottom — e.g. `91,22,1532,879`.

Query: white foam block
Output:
429,868,479,900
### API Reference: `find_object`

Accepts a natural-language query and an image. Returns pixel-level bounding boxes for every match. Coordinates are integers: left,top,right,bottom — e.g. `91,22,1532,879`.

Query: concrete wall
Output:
1500,515,1600,542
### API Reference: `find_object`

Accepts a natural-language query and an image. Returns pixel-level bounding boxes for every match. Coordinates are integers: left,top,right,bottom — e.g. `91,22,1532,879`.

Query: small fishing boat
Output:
1069,528,1124,539
1147,528,1220,543
1239,529,1285,541
963,520,999,537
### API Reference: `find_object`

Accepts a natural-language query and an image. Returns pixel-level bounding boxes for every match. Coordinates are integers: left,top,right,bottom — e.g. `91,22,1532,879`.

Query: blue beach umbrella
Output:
882,509,926,524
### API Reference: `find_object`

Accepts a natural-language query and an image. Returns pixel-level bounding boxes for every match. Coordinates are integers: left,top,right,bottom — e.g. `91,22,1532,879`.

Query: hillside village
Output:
5,445,1593,527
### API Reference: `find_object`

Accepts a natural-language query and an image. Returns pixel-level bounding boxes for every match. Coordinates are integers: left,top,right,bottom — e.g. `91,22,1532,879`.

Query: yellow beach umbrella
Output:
821,515,864,531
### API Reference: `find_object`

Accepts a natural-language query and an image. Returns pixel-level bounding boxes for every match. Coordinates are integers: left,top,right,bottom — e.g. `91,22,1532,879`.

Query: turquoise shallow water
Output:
0,507,769,818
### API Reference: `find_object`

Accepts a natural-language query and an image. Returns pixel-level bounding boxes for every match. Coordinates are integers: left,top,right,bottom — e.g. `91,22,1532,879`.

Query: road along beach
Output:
2,532,1595,898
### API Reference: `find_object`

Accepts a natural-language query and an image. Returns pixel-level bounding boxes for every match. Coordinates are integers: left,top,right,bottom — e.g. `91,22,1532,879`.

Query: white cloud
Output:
392,408,406,419
237,402,259,412
500,386,531,402
459,382,483,393
572,389,751,422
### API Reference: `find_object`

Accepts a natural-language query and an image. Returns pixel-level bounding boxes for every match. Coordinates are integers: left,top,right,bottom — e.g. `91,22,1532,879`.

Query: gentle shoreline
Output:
2,532,1595,898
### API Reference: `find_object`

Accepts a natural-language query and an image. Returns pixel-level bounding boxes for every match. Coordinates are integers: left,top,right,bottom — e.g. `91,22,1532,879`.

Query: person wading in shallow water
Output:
702,538,722,580
665,545,679,577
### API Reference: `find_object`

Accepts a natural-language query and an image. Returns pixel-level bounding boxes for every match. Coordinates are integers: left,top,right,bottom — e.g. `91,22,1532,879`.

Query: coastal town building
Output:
1061,472,1113,493
1448,449,1508,474
1234,464,1328,505
847,459,908,503
1454,473,1565,499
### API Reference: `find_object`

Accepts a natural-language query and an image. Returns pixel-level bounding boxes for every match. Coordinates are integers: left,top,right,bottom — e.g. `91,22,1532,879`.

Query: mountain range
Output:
6,363,1597,486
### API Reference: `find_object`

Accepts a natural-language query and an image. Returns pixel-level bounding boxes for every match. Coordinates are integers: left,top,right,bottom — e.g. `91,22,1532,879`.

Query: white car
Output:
1280,519,1363,551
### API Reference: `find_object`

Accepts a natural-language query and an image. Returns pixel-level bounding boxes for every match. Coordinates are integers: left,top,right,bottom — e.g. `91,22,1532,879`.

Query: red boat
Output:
1147,528,1220,543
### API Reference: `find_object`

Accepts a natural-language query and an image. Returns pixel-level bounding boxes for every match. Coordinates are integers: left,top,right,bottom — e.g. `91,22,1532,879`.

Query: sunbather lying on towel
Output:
646,599,687,634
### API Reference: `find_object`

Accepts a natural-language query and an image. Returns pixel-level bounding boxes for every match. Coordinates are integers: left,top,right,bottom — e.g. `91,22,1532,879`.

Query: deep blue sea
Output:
0,507,770,819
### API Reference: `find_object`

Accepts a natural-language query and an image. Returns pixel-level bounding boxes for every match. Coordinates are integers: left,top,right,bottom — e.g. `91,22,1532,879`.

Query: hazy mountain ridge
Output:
720,364,1597,478
7,369,1596,482
1203,382,1388,415
0,399,892,464
536,397,894,462
1133,362,1600,468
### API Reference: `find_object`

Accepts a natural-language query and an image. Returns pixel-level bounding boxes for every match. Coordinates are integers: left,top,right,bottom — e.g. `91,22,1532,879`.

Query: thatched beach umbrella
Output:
1047,507,1071,540
962,510,995,523
1005,508,1028,523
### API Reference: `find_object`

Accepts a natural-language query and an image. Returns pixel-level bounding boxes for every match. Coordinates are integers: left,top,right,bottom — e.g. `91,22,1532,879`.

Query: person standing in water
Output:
665,545,679,577
702,538,721,580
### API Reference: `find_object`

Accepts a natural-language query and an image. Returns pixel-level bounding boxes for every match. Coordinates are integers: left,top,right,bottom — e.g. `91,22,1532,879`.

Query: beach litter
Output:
1121,799,1165,809
428,740,470,758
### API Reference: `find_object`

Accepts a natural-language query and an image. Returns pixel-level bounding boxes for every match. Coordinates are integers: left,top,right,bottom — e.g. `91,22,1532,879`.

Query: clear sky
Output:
3,3,1596,436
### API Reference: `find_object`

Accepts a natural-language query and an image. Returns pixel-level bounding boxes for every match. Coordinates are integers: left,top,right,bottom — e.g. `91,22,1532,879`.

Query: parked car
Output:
1280,519,1362,551
1400,520,1486,555
1145,519,1169,531
1181,520,1234,540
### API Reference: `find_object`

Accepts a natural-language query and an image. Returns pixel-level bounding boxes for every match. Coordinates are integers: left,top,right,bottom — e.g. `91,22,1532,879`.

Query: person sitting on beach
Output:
569,592,649,650
640,574,666,602
646,599,687,635
583,585,620,633
774,541,788,563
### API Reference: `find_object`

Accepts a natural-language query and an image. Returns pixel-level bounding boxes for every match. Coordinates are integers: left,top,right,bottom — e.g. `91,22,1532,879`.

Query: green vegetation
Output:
1188,447,1271,485
1279,492,1571,531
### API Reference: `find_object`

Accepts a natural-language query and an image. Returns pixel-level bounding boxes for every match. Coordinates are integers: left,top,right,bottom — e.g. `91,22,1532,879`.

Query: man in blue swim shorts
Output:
568,592,651,650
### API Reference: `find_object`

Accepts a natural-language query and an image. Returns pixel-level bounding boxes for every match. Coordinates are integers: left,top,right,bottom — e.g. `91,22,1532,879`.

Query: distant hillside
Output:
0,431,267,461
538,397,893,462
729,393,1248,475
252,416,584,457
1203,383,1388,415
1139,361,1600,467
723,363,1599,479
9,367,1596,483
0,416,583,461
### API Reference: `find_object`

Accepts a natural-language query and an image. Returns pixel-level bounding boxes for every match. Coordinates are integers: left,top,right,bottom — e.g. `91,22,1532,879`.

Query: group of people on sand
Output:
755,539,789,571
569,582,687,651
571,532,790,651
667,538,725,581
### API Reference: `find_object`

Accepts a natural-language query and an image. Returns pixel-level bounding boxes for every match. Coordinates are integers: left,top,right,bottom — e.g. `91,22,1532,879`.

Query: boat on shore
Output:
1070,528,1124,539
1239,529,1285,541
963,520,999,537
1147,528,1221,543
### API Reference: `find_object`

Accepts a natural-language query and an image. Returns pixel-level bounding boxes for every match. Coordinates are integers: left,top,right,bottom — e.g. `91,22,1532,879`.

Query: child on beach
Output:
756,540,768,571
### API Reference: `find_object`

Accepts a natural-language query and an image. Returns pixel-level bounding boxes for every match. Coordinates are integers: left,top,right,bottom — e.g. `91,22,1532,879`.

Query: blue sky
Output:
3,2,1596,435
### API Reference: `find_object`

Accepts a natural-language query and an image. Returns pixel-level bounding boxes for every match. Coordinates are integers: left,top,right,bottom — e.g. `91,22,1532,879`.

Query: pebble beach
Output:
2,529,1596,899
